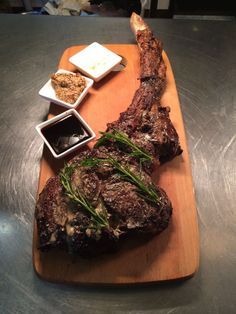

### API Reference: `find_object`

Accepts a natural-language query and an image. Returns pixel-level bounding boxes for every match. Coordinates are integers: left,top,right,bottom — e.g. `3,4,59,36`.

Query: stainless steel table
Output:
0,14,235,313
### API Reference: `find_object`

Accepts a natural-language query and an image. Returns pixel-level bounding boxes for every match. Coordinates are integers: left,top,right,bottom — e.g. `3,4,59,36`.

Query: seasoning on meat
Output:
51,72,86,104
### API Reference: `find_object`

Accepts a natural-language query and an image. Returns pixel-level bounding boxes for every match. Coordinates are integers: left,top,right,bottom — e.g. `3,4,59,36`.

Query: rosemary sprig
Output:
59,164,108,228
81,157,162,206
95,130,152,164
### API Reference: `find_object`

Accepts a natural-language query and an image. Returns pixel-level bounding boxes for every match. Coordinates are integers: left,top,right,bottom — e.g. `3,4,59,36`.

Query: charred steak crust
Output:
35,176,68,249
35,14,182,257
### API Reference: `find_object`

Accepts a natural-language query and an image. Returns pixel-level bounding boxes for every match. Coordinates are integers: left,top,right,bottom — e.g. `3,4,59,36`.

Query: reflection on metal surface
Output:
0,221,13,235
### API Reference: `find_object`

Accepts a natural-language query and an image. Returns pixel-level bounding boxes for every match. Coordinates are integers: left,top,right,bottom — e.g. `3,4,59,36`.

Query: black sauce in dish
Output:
42,114,91,154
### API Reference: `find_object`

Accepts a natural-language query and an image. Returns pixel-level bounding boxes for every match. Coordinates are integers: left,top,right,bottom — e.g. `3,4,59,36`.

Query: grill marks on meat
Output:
107,28,166,136
138,29,166,86
36,157,172,255
35,177,68,249
35,13,182,257
107,86,182,165
101,176,172,234
132,105,183,164
107,25,182,165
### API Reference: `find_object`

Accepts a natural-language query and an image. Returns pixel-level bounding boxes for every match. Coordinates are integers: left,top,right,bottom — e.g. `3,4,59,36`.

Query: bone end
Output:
130,12,148,35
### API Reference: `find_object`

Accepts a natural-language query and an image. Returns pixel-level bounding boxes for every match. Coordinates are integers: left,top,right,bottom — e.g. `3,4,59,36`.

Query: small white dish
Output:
39,69,94,109
69,42,122,82
35,109,96,159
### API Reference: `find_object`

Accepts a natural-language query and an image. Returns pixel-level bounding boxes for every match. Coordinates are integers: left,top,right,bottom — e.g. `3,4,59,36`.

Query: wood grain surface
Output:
33,45,199,284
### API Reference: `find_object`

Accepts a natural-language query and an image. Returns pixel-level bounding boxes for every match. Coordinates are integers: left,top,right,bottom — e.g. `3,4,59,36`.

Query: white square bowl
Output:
39,69,94,109
69,42,122,82
35,109,96,159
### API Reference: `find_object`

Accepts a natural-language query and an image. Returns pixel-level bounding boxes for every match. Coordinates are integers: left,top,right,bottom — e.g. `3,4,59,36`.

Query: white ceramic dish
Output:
69,42,122,82
35,109,96,159
38,69,93,109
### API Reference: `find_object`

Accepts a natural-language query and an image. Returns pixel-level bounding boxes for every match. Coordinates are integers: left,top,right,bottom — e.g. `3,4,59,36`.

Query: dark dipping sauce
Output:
42,114,91,154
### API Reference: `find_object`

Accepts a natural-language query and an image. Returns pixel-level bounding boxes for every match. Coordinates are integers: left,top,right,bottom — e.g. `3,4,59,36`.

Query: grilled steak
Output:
35,13,182,257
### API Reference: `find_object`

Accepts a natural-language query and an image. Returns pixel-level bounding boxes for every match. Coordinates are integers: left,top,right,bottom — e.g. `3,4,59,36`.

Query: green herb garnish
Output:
95,130,152,164
59,164,108,228
81,157,162,206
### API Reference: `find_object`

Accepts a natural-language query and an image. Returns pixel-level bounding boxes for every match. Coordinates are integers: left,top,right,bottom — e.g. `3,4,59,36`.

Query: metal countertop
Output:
0,14,235,314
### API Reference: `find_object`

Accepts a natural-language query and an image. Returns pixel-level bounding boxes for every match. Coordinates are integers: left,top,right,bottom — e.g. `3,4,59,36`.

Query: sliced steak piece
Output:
101,175,172,234
35,176,68,250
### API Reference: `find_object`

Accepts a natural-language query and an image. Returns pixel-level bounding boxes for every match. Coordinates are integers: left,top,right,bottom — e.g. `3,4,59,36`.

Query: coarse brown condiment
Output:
51,72,86,104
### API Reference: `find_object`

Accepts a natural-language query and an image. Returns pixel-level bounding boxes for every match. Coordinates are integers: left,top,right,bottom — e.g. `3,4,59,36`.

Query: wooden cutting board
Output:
33,45,199,284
